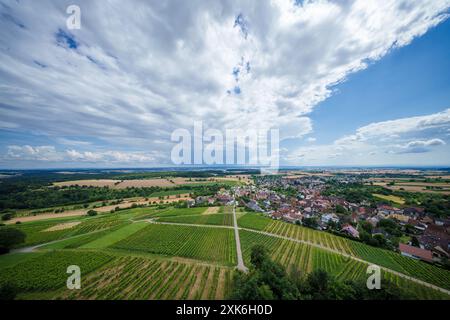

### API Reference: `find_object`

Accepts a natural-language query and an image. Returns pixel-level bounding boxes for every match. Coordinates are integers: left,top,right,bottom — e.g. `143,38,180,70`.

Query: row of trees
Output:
0,183,225,211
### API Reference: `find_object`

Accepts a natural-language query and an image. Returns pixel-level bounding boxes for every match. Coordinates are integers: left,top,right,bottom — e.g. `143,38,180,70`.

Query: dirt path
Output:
232,204,248,273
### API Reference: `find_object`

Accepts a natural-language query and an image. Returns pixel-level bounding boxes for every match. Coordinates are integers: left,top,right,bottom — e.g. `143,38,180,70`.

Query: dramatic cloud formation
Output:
0,0,449,166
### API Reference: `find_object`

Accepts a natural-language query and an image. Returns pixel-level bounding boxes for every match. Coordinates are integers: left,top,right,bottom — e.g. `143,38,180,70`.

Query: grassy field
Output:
80,222,148,249
10,213,130,248
112,224,237,265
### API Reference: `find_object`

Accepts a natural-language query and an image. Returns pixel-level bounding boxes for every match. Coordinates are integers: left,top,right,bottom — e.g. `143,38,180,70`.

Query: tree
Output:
0,283,18,300
87,210,97,217
250,244,268,269
0,228,26,254
335,205,347,214
302,217,318,229
230,245,299,300
411,236,420,247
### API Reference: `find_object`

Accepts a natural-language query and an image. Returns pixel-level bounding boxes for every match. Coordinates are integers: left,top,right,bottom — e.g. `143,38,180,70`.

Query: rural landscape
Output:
1,0,450,307
0,168,449,300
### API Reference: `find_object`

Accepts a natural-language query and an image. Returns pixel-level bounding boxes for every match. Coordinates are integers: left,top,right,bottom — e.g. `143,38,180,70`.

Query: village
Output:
192,174,450,267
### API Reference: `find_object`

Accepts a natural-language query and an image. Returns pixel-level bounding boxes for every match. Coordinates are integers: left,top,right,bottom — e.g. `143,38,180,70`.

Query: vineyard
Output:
151,207,207,218
239,230,449,299
112,224,237,265
157,213,234,226
237,213,271,230
0,250,112,292
239,213,450,290
56,256,234,300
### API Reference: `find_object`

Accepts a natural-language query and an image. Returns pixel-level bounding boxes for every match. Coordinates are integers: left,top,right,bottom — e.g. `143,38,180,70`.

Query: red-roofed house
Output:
399,243,433,263
341,224,359,238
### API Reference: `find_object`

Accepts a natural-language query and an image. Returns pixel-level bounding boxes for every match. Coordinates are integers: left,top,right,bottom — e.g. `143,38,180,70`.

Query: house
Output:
390,214,410,223
282,211,303,224
419,224,450,254
246,200,264,212
186,199,195,208
321,213,339,225
403,207,425,217
407,219,427,232
350,212,359,224
399,243,433,263
421,216,433,225
366,216,379,227
377,205,396,215
341,224,359,238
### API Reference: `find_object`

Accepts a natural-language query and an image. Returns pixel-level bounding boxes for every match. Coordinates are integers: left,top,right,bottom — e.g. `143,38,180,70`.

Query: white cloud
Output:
57,138,92,146
286,109,450,165
6,145,62,161
3,145,155,164
0,1,449,165
394,138,446,154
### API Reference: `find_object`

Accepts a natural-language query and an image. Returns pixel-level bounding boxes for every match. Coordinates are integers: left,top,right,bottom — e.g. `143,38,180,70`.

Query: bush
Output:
87,210,98,217
1,213,12,221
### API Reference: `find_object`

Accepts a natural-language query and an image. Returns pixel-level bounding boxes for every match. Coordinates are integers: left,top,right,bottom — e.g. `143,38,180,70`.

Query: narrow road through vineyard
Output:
232,204,248,272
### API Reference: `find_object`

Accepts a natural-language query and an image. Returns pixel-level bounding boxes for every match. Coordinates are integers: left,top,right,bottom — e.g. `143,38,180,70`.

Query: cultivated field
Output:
112,224,237,265
57,256,234,300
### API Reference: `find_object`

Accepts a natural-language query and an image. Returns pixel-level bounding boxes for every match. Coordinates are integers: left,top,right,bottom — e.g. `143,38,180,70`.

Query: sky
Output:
0,0,450,169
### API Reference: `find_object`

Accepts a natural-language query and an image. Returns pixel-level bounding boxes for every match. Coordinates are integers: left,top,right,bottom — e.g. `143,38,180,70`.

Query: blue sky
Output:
310,18,450,145
0,1,450,168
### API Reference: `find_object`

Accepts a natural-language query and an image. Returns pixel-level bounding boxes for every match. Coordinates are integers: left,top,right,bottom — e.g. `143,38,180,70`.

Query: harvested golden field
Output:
42,221,81,232
370,182,450,195
203,207,220,215
372,194,405,204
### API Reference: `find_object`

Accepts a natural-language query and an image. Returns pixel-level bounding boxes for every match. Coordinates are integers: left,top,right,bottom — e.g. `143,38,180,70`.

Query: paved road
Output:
232,205,248,273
